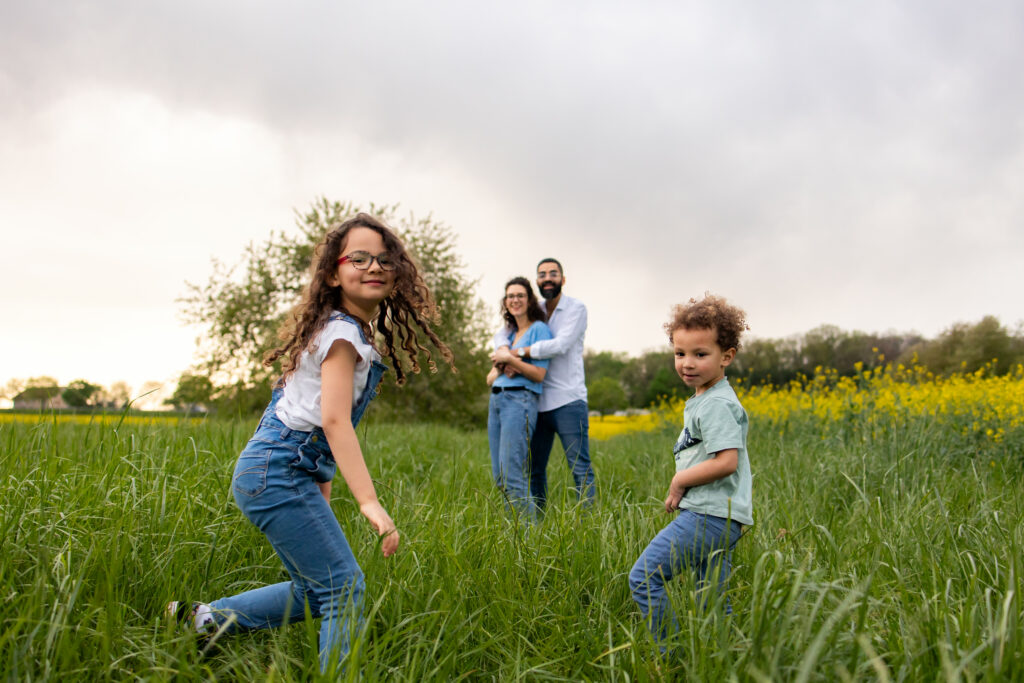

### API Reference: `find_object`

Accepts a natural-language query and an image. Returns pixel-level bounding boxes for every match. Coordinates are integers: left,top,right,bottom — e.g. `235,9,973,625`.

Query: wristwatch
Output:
517,347,527,358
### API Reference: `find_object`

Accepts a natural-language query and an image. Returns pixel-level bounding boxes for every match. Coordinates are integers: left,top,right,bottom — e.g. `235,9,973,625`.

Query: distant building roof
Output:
13,386,62,401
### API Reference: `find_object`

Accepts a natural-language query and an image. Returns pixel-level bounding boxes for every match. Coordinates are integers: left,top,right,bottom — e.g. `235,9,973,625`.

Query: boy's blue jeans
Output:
487,388,539,522
629,510,743,642
210,411,364,672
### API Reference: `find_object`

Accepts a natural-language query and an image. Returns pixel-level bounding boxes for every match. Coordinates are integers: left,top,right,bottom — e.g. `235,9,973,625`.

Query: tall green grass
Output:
1,410,1021,680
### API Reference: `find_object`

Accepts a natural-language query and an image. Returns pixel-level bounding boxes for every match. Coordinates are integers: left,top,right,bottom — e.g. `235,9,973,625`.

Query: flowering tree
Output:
180,198,491,424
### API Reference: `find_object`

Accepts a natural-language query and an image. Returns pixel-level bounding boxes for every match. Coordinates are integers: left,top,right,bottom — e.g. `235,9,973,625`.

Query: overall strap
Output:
326,311,389,427
328,312,371,345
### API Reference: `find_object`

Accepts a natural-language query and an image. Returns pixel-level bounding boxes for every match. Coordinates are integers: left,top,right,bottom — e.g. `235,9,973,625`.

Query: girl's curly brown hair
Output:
264,212,455,386
665,294,749,351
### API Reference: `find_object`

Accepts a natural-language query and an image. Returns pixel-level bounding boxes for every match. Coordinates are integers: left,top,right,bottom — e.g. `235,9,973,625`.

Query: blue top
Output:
493,320,553,394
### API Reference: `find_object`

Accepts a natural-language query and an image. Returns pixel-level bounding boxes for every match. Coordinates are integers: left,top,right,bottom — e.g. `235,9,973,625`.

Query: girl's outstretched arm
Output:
321,339,400,557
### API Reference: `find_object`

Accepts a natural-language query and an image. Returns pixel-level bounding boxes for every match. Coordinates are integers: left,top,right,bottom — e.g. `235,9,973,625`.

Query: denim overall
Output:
210,313,388,672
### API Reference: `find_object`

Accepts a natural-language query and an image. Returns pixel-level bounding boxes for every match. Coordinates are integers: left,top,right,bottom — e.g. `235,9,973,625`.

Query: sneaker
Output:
166,600,216,636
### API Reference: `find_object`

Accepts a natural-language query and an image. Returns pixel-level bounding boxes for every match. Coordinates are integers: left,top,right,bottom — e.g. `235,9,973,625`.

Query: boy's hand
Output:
664,480,687,513
360,501,400,557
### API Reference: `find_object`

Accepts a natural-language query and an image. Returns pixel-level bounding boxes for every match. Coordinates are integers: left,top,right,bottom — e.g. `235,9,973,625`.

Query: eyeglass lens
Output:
342,251,396,271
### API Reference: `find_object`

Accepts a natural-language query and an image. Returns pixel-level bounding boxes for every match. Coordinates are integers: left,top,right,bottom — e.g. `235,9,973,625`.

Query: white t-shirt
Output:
275,315,381,431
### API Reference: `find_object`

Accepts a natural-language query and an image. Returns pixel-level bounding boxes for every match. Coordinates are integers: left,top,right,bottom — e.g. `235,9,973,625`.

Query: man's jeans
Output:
210,413,364,672
487,388,540,522
529,399,596,508
628,510,742,643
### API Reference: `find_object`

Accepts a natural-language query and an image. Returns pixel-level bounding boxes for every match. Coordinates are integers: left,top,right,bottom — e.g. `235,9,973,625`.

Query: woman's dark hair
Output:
501,276,546,330
265,212,456,386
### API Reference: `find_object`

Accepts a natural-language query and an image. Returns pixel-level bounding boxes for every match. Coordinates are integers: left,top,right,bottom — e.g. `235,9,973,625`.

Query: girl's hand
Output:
360,501,400,557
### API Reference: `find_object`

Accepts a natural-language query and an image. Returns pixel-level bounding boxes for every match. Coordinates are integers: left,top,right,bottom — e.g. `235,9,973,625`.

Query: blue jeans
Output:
487,389,539,522
210,410,364,672
629,510,742,643
529,399,596,508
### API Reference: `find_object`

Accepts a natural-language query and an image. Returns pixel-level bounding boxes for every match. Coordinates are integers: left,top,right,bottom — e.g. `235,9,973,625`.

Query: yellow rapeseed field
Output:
588,413,660,440
592,361,1024,444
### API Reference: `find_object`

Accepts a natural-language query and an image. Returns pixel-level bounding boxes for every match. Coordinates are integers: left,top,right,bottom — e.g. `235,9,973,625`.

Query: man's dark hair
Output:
536,257,564,274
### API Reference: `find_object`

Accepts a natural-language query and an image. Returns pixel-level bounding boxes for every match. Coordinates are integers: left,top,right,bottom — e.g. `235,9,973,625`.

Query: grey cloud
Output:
4,1,1023,342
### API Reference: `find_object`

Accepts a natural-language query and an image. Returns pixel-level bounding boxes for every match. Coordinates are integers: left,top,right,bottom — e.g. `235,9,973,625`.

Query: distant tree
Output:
799,325,849,372
588,376,627,416
908,316,1019,375
25,376,59,389
166,373,215,413
104,381,132,409
645,367,683,405
62,379,101,408
1,378,26,400
620,350,670,407
134,381,169,411
181,198,490,425
731,337,799,386
584,350,629,385
209,378,275,417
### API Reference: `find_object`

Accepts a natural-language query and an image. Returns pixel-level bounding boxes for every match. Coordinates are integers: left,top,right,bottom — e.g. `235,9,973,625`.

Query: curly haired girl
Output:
169,213,454,673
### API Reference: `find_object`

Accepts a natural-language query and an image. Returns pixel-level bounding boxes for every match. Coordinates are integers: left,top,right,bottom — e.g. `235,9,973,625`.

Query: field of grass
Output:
2,366,1022,680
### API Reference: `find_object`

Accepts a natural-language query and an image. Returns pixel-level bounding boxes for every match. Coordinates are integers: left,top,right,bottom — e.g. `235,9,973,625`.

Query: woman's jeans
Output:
487,388,540,522
209,402,364,672
629,510,743,643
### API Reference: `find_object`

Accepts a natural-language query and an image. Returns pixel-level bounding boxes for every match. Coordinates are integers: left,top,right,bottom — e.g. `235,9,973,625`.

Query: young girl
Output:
628,295,753,648
486,277,551,522
168,213,454,673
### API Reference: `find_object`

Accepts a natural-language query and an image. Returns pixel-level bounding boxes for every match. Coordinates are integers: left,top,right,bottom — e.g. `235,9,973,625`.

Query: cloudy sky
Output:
2,1,1022,401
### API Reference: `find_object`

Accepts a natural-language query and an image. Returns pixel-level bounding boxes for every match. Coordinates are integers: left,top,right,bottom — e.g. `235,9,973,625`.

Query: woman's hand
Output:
490,347,515,364
360,501,400,557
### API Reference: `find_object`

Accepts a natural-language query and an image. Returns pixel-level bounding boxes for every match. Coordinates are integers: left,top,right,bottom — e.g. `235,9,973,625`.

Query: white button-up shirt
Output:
494,293,588,412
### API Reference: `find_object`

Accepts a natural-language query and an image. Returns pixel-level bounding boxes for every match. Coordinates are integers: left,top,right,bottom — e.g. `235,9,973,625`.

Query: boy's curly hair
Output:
664,294,749,351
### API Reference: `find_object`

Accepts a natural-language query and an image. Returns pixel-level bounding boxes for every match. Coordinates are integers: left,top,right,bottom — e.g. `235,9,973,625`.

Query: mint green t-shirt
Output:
672,377,754,526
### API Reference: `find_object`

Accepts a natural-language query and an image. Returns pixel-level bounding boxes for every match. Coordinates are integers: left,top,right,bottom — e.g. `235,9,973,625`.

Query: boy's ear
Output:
721,348,737,366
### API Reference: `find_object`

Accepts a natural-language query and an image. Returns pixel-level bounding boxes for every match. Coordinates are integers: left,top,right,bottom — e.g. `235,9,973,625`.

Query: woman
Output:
486,276,552,522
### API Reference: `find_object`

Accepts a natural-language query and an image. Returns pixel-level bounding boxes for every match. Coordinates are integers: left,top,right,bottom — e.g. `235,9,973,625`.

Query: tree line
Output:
5,199,1020,424
584,316,1024,415
176,200,1024,421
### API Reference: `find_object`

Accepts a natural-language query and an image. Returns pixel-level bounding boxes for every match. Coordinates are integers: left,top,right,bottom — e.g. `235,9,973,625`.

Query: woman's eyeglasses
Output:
337,251,397,271
505,293,527,301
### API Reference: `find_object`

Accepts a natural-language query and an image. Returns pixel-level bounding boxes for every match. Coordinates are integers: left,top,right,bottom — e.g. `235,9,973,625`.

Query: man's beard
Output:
539,282,562,300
